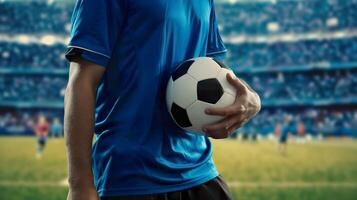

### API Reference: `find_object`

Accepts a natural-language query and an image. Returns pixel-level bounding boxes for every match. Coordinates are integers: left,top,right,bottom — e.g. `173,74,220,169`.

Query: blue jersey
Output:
280,124,290,140
66,0,227,197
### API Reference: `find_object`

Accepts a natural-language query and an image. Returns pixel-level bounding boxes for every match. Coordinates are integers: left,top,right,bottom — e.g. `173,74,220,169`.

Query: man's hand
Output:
203,73,261,139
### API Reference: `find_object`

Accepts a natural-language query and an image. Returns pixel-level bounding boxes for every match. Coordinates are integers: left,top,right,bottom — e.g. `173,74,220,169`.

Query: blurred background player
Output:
297,121,306,143
51,117,63,138
278,115,292,155
34,115,49,158
274,122,281,140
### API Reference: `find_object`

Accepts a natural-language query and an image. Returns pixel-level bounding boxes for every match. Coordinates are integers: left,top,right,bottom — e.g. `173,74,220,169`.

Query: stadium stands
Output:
0,1,72,35
216,0,357,35
0,75,66,102
226,38,357,68
243,108,357,137
241,70,357,102
0,0,356,136
2,0,357,35
1,69,356,106
0,42,66,69
2,37,357,70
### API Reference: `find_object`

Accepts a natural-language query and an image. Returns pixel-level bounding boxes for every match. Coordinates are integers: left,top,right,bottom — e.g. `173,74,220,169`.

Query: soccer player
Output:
64,1,261,200
35,115,49,159
51,118,63,138
279,115,292,154
297,121,306,143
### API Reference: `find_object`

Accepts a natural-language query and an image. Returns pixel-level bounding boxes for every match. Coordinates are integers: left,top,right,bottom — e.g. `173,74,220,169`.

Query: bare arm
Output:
64,58,105,200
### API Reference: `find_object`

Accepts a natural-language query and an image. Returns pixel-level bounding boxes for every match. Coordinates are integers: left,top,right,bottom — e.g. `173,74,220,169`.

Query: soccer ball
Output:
166,57,237,135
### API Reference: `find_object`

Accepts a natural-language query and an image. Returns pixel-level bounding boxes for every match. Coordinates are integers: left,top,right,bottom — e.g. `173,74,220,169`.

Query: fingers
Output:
205,116,248,139
205,104,246,116
206,121,240,139
226,121,245,135
203,115,238,134
205,74,252,117
227,73,247,95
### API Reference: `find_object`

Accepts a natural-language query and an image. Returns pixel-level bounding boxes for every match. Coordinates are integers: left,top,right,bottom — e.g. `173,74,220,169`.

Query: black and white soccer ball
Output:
166,57,237,135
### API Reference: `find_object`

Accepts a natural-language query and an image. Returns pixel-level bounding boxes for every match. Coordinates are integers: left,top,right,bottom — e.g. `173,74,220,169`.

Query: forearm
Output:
64,63,98,188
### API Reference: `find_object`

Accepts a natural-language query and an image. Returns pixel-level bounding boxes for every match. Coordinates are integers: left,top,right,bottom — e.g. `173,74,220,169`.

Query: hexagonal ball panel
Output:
171,102,192,128
197,78,223,104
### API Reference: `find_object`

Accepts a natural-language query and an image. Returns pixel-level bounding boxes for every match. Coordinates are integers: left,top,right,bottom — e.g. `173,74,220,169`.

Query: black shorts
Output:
38,137,47,146
101,175,233,200
279,136,287,143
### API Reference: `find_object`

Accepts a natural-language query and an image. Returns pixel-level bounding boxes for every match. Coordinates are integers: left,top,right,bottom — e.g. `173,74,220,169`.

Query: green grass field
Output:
0,137,357,200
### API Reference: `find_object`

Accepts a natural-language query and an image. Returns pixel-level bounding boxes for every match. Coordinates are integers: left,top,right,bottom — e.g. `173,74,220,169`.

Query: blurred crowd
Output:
2,37,357,70
0,75,66,102
226,38,357,68
216,0,357,35
241,70,357,101
242,108,357,137
1,0,357,70
0,42,67,69
0,1,72,35
1,0,356,35
1,70,356,103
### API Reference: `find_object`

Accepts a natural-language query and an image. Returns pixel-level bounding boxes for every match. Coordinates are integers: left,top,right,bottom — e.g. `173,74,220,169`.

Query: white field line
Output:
0,180,357,188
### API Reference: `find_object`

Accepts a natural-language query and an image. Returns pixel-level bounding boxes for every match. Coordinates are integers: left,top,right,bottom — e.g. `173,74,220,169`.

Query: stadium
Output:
0,0,356,199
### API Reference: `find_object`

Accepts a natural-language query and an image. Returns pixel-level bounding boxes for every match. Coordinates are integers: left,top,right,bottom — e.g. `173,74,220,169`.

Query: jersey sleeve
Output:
65,0,127,67
206,0,227,60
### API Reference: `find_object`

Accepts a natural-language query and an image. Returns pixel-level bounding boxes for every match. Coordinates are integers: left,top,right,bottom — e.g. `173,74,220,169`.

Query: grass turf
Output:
0,137,356,200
